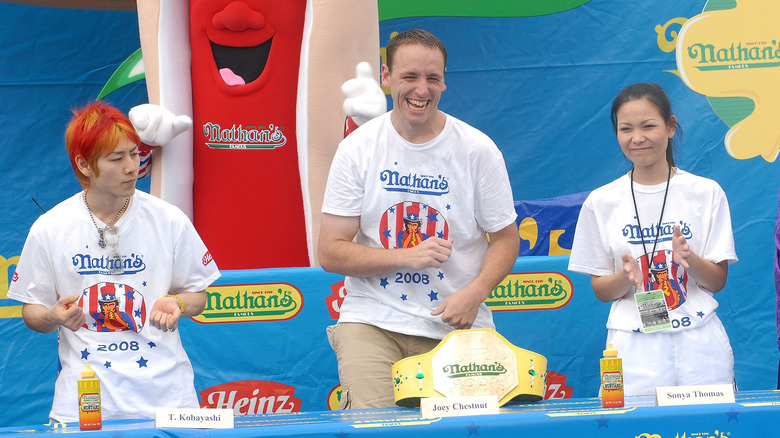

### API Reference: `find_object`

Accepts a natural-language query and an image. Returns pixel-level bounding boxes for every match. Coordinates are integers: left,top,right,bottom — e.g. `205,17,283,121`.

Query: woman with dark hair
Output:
569,83,737,396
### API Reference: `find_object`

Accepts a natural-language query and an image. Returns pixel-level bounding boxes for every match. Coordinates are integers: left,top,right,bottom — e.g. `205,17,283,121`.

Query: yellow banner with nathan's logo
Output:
194,283,304,324
676,1,780,162
487,272,573,311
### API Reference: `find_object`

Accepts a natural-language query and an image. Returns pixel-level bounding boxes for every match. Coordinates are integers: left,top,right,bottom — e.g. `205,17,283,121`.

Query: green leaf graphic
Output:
97,47,145,100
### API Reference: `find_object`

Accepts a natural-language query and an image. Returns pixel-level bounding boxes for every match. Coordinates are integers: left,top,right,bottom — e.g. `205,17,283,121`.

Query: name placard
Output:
655,384,735,406
420,395,500,418
155,408,234,429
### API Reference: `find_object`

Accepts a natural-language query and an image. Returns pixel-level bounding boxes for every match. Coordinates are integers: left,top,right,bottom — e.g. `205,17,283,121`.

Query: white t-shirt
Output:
568,169,737,332
8,190,221,422
322,112,517,339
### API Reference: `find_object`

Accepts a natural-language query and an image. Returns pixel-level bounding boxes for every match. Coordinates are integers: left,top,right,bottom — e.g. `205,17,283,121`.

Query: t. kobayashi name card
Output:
155,408,234,428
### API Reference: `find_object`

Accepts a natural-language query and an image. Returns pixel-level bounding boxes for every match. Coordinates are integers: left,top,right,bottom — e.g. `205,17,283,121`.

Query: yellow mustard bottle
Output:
600,343,624,408
78,363,102,430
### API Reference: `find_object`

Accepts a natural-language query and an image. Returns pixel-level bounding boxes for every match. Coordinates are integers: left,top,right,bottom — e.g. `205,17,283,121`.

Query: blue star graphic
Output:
437,230,445,239
137,357,148,368
143,281,147,287
678,273,684,284
446,204,451,210
633,328,642,333
725,408,739,422
427,211,439,222
437,272,445,280
465,422,480,436
125,289,135,300
92,321,97,329
596,416,610,428
82,290,88,296
135,309,143,318
697,311,705,318
104,361,111,368
400,294,408,301
389,206,396,213
382,228,392,239
428,290,439,301
380,278,389,289
148,341,157,349
81,349,90,360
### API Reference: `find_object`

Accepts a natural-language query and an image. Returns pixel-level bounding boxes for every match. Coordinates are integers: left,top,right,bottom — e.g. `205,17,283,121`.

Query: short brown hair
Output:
385,29,447,73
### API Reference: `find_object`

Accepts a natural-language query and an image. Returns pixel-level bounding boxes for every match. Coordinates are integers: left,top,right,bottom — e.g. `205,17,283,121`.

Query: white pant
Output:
606,315,735,396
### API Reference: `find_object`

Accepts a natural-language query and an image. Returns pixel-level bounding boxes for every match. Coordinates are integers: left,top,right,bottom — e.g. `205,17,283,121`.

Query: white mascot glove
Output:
129,104,193,147
341,61,387,126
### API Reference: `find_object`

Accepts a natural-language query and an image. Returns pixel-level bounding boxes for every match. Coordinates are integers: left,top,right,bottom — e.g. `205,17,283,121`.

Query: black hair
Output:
610,83,681,167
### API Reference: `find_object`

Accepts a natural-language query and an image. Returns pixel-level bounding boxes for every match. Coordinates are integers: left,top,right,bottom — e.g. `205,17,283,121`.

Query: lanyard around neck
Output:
629,164,672,286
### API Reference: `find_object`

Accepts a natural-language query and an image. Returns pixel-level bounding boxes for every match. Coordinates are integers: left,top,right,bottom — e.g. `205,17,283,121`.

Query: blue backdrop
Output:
0,0,777,427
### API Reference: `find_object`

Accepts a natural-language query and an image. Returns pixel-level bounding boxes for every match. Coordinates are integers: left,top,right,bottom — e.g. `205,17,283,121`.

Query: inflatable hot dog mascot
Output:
3,0,383,269
135,0,383,269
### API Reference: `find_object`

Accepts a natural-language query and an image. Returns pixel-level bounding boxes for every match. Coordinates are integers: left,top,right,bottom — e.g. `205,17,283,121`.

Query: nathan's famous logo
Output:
202,122,287,149
379,169,450,196
442,361,507,378
685,40,780,70
677,1,780,161
623,220,691,245
199,380,301,415
72,253,146,276
487,271,572,311
193,283,303,324
635,430,730,438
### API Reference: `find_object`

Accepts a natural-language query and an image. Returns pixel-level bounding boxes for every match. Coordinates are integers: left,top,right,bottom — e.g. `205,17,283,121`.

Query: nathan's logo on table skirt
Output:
199,380,301,415
487,272,573,311
194,283,303,323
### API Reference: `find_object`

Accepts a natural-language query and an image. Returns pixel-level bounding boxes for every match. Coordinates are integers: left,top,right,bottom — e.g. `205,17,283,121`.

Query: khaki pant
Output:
327,322,440,409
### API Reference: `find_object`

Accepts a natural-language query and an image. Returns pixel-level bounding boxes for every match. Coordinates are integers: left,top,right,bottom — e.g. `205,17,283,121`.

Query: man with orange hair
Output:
8,101,220,422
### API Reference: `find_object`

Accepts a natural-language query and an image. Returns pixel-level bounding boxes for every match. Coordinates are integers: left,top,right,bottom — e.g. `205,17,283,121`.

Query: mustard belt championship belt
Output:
392,328,547,408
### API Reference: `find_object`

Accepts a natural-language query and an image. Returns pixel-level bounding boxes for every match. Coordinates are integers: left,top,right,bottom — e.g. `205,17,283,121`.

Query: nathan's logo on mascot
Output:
72,253,147,276
200,380,301,415
194,283,303,324
380,169,450,196
442,362,508,378
487,272,573,311
202,122,287,149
